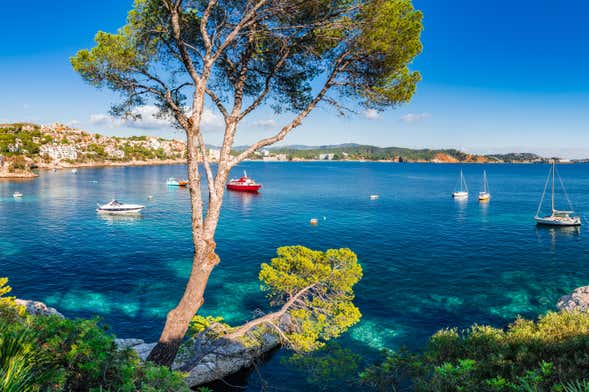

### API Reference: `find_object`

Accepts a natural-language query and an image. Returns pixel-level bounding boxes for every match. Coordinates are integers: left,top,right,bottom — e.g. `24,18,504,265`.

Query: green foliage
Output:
0,278,188,392
188,315,231,338
0,278,25,322
0,315,188,392
71,0,423,126
260,246,363,352
0,321,43,392
361,311,589,391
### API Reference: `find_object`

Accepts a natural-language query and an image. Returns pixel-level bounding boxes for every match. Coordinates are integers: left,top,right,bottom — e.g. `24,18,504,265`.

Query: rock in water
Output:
557,286,589,311
15,299,64,318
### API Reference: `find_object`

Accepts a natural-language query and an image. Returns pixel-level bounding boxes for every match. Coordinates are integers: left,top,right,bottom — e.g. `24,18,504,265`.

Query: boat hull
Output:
478,192,490,201
534,216,581,227
452,192,468,199
227,184,262,192
97,207,144,214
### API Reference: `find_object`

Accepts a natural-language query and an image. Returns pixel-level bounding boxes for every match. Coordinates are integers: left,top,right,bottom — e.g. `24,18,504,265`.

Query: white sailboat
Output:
478,170,491,201
534,160,581,227
452,170,469,199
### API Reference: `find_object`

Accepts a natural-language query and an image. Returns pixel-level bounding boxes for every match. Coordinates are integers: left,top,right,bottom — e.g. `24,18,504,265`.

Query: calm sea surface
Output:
2,162,589,390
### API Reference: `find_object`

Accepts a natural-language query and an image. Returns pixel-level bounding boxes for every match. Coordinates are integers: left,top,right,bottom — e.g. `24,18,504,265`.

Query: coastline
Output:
37,158,187,170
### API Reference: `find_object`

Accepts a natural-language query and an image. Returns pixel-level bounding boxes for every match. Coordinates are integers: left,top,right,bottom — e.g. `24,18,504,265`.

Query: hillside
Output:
260,144,547,163
0,123,186,176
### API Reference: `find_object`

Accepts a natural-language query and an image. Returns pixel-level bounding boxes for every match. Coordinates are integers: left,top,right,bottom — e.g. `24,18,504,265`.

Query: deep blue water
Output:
1,162,589,390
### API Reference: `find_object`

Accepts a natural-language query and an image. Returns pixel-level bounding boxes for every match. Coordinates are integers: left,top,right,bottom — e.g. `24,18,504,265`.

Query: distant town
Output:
0,122,580,178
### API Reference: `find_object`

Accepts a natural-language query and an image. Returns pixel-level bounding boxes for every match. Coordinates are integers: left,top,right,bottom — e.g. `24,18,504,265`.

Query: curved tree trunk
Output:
146,242,218,366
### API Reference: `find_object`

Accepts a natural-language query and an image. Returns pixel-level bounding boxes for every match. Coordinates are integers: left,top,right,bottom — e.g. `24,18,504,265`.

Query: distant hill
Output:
260,144,547,163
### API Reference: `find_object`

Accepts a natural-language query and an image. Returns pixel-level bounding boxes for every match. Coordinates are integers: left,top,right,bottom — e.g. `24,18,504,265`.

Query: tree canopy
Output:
72,0,423,136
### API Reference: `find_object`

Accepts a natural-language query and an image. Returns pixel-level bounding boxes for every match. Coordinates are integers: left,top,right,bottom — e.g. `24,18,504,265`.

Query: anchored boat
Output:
96,200,145,214
534,160,581,227
452,170,469,199
166,177,189,187
226,171,262,193
478,170,491,201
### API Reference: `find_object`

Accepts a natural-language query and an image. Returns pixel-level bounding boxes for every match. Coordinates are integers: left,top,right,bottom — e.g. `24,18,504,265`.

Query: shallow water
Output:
1,162,588,390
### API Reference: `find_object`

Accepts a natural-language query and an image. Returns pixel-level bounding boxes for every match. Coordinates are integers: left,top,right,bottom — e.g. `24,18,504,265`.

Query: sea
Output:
1,162,589,390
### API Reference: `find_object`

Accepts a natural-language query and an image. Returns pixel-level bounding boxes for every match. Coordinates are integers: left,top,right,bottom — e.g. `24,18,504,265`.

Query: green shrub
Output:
0,278,25,322
0,278,188,392
361,311,589,392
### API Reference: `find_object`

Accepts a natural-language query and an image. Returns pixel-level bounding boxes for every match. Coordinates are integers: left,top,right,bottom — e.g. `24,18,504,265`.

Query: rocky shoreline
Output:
0,159,187,179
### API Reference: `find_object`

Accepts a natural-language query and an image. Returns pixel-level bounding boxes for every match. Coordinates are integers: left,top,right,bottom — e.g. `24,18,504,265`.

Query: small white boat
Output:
370,195,379,200
166,177,189,187
452,170,469,199
534,160,581,227
96,200,145,214
71,169,78,174
13,192,23,198
478,170,491,201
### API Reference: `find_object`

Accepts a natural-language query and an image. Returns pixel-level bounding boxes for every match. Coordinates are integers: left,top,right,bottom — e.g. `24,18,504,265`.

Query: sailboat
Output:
534,160,581,227
478,170,491,201
452,170,469,199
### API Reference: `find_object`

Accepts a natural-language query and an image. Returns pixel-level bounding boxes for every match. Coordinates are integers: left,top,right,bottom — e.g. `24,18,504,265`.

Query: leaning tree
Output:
72,0,423,366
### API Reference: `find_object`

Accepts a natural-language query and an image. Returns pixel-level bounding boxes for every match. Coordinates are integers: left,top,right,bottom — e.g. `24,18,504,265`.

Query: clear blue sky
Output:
1,1,589,157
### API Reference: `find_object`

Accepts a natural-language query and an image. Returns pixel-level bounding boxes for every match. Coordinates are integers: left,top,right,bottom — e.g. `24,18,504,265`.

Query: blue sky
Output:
1,1,589,157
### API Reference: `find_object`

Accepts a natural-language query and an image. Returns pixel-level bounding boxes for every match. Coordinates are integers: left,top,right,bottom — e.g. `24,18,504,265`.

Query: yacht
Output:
226,171,262,192
534,160,581,227
452,170,469,199
96,200,145,214
478,170,491,201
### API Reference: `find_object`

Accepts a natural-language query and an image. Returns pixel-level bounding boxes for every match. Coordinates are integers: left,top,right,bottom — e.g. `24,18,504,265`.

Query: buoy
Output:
310,218,318,225
370,195,379,200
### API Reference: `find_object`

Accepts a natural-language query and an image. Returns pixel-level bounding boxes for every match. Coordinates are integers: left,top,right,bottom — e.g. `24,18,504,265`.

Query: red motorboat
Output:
226,171,262,192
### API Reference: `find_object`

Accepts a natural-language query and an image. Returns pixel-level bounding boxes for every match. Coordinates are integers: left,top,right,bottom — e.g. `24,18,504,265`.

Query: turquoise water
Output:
1,162,589,390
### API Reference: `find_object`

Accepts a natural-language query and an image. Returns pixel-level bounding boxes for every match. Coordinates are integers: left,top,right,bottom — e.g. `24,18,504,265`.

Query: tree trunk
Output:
147,239,219,366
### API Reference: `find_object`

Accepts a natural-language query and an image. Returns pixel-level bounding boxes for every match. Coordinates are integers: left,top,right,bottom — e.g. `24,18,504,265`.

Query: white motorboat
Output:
534,160,581,227
478,170,491,201
13,192,23,198
96,200,145,214
71,169,78,174
452,170,469,199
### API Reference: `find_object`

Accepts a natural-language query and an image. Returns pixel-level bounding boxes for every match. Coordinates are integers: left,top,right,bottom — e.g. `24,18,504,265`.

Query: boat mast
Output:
552,159,556,214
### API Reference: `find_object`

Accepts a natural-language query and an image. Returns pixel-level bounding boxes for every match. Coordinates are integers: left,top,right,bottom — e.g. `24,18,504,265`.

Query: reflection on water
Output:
535,225,581,250
227,190,260,210
454,197,468,222
97,213,144,225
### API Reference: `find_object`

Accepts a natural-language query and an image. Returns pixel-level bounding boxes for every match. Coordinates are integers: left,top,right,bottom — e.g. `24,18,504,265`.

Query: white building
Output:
40,144,78,161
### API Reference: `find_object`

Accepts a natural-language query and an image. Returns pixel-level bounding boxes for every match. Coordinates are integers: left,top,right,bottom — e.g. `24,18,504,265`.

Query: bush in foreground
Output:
361,311,589,391
0,278,189,392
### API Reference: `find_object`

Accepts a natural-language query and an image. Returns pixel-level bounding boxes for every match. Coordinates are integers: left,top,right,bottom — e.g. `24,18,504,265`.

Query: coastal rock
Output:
557,286,589,311
133,343,157,361
115,338,145,350
177,330,281,387
15,299,64,318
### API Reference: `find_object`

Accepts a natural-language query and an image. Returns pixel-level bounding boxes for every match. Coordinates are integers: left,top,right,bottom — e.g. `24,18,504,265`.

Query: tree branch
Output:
232,53,350,166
